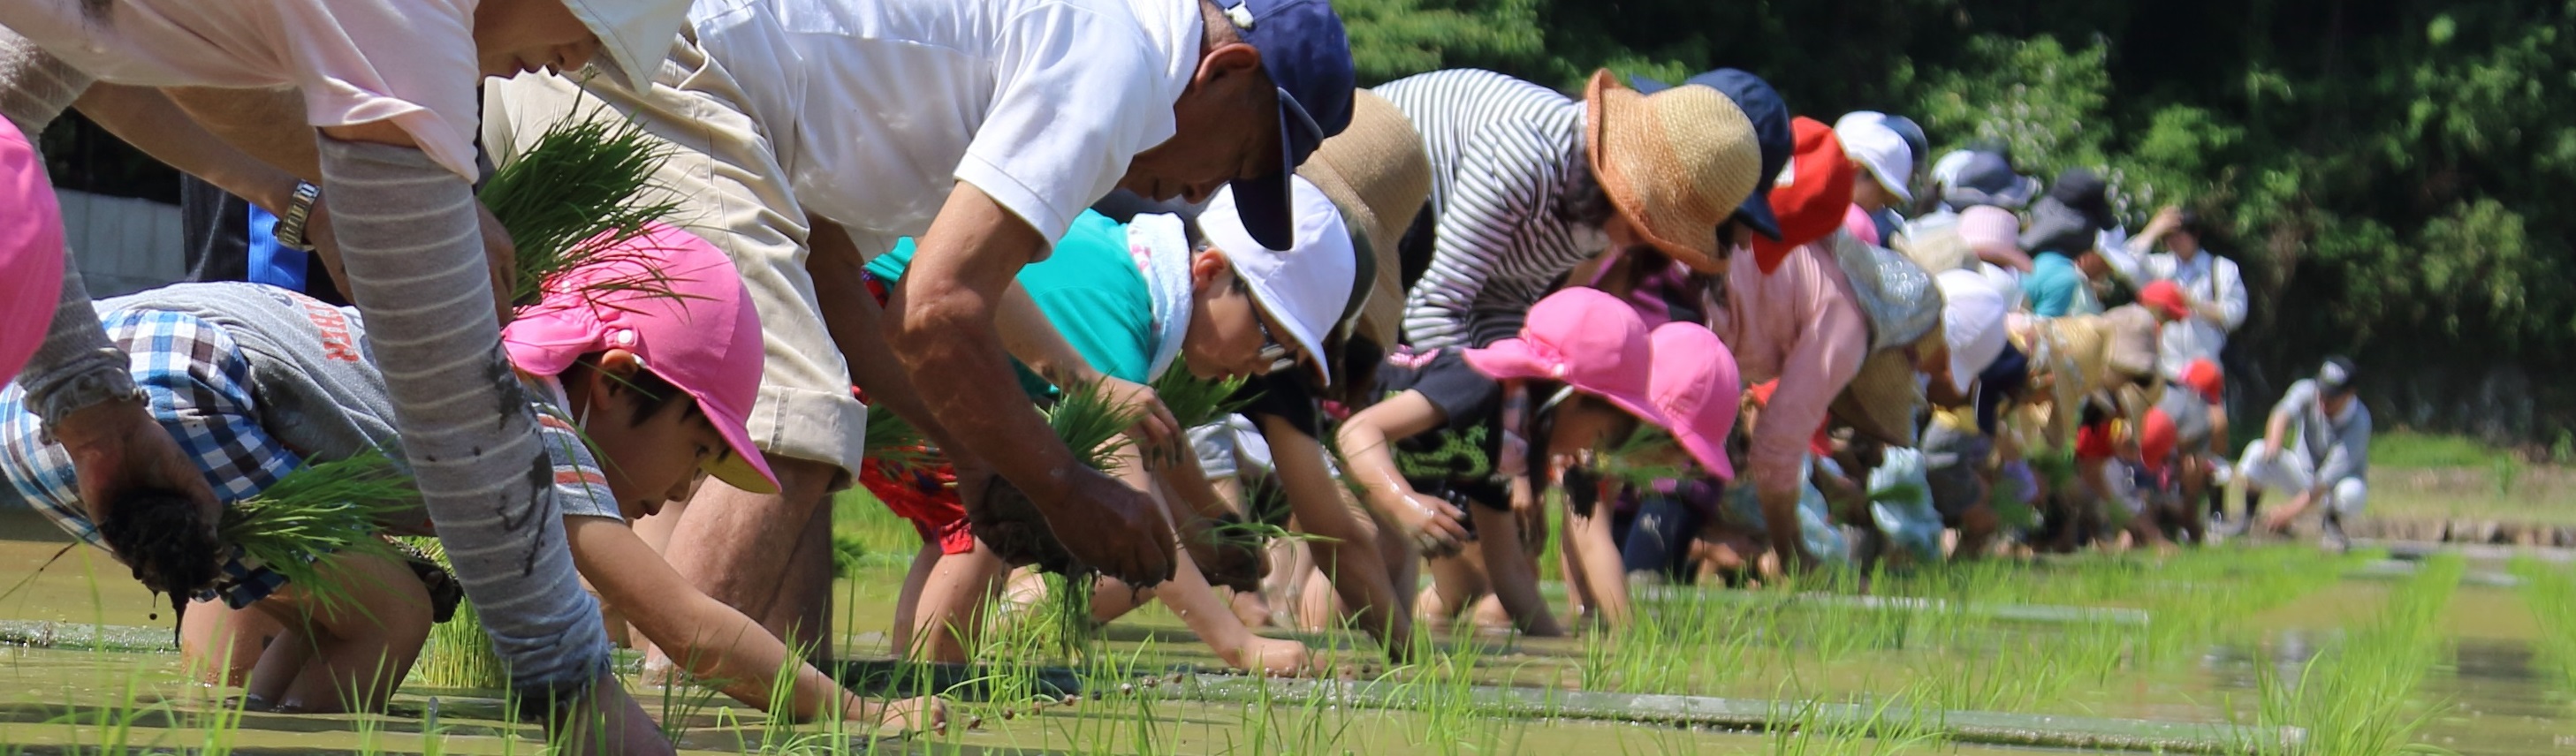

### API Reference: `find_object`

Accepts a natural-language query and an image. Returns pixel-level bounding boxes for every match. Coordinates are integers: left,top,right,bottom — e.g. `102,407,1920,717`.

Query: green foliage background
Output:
1339,0,2576,444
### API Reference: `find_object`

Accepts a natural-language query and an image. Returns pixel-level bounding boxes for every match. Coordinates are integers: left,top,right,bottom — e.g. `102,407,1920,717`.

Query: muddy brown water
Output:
4,512,2573,754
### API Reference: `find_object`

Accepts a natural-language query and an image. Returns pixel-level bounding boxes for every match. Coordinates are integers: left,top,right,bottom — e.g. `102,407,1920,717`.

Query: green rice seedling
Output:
1151,370,1250,430
403,537,508,691
1046,378,1144,472
220,448,419,613
2250,553,2459,756
2511,557,2576,692
478,106,680,309
861,405,938,473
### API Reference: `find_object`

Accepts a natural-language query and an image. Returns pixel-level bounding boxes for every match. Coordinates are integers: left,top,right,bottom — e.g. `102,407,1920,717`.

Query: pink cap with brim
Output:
1646,322,1743,480
1462,288,1668,430
0,126,65,385
502,222,779,495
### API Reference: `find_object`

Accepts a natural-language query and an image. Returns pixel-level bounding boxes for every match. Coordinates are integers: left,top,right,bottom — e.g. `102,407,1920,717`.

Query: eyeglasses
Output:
1235,279,1297,374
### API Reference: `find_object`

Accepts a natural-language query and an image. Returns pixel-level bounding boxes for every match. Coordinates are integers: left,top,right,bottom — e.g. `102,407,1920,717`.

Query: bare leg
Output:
654,457,837,668
180,598,281,686
757,502,834,659
890,543,938,659
271,553,433,713
907,544,1006,663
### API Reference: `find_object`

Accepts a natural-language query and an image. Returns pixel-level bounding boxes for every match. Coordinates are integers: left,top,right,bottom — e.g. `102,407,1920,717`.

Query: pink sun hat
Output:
1646,322,1743,480
503,221,779,495
1463,288,1668,429
0,125,65,385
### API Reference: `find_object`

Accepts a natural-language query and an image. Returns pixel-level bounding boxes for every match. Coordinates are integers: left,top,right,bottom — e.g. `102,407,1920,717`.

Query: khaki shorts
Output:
482,43,864,485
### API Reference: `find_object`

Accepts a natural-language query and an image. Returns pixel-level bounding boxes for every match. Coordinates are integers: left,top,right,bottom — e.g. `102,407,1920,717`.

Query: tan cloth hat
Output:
1299,90,1430,351
1584,70,1763,273
1830,349,1924,447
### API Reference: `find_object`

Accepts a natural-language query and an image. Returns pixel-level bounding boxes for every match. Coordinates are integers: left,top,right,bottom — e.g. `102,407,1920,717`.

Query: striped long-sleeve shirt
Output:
1375,69,1610,351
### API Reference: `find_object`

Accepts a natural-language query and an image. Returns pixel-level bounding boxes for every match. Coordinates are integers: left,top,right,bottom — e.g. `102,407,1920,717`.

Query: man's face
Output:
1117,42,1283,203
2169,230,2200,257
2321,389,2357,416
473,0,603,79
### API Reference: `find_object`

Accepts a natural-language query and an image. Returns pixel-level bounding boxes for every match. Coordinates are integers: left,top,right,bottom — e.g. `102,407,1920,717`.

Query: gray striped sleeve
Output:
315,135,609,700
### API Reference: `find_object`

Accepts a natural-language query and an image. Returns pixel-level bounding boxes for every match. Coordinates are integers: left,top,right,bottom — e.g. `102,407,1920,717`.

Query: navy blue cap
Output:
1223,0,1355,251
1632,69,1790,241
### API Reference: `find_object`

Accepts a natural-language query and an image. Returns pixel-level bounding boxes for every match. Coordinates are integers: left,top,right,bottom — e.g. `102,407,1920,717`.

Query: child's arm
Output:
565,518,939,729
1334,391,1468,556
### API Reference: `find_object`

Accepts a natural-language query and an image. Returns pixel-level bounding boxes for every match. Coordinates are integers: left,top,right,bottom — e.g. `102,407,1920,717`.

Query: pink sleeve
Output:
1749,289,1869,495
275,0,484,179
0,125,64,384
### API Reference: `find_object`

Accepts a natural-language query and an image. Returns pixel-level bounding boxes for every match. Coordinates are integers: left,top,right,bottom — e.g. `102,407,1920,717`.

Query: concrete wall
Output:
57,188,186,298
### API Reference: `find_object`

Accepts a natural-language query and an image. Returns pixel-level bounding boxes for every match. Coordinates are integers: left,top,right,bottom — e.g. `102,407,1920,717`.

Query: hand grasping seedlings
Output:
478,105,682,313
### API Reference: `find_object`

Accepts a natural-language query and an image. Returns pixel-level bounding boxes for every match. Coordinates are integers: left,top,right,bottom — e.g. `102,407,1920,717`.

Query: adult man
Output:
481,0,1356,650
2241,358,2373,551
0,0,693,748
2106,207,2246,382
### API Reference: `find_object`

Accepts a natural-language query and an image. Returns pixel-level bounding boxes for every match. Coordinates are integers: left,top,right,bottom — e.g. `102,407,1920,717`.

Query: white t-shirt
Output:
0,0,485,179
690,0,1200,254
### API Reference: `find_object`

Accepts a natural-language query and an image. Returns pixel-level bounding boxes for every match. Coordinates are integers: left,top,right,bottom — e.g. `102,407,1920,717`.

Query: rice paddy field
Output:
4,491,2575,755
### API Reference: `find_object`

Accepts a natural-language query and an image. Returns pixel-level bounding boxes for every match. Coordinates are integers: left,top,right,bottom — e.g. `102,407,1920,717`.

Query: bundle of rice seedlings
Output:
401,537,508,690
861,404,938,473
1591,426,1689,491
1149,371,1250,430
1044,379,1142,472
476,106,680,309
217,448,420,612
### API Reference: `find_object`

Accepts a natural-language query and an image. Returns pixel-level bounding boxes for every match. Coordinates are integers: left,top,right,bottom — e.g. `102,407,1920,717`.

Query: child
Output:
861,179,1354,674
1461,312,1741,628
2,224,941,729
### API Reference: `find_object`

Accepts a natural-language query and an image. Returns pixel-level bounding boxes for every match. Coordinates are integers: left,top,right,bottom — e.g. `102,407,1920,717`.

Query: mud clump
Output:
94,489,224,622
965,474,1082,575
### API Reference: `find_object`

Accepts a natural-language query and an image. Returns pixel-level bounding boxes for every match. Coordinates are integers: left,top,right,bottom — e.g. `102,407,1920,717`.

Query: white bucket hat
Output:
563,0,693,92
1835,111,1915,206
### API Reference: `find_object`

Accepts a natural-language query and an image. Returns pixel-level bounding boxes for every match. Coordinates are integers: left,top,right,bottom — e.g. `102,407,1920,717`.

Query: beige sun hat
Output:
1584,69,1764,273
1299,90,1431,352
562,0,692,93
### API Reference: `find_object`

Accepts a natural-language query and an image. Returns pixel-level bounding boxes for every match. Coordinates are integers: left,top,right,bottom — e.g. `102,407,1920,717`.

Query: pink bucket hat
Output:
1463,288,1668,429
1645,322,1742,480
0,126,65,385
503,222,779,495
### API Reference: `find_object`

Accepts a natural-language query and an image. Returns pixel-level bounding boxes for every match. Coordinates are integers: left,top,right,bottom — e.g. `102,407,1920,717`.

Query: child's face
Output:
473,0,604,79
577,354,727,520
1183,251,1294,380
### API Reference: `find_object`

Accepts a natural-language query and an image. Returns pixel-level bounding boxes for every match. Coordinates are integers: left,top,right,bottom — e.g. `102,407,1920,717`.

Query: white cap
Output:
1936,268,2008,396
562,0,692,92
1835,111,1915,206
1202,176,1356,387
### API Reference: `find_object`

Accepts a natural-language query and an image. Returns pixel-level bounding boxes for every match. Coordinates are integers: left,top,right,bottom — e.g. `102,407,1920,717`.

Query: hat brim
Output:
1736,197,1783,241
1585,71,1733,273
1461,338,1547,382
1242,279,1335,388
1230,96,1326,252
691,386,780,495
1672,427,1735,481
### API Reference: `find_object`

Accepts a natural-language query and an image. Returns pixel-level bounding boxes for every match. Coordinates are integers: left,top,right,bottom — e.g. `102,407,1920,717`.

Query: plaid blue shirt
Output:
2,307,304,606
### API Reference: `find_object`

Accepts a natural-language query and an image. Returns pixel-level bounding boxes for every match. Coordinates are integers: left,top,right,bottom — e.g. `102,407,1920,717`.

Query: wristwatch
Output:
272,181,322,252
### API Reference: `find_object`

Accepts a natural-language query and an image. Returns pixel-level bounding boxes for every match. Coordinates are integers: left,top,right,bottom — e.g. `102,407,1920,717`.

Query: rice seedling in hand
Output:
961,378,1142,574
477,106,681,310
862,404,938,472
218,449,420,613
1150,371,1250,430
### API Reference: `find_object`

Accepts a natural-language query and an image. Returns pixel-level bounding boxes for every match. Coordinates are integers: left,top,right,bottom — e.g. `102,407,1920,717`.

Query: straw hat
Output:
1299,90,1431,351
1584,69,1763,273
1831,348,1924,447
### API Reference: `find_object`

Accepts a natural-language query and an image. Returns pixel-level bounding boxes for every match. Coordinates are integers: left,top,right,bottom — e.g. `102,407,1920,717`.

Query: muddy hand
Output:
1045,469,1176,586
55,398,223,575
1096,375,1182,467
